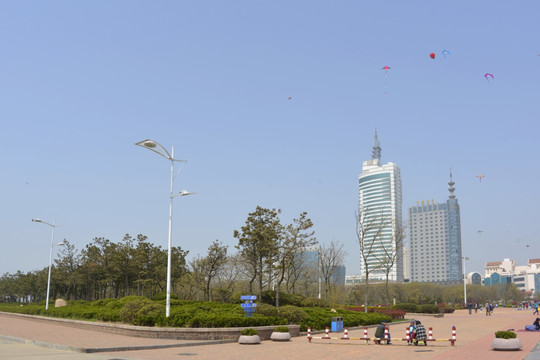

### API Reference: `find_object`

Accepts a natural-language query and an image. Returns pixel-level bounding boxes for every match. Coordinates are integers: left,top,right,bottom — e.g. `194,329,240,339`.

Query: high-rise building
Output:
408,171,463,284
358,131,403,282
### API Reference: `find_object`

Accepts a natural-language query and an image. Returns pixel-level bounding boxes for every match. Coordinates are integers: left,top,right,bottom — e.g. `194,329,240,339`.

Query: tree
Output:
234,206,282,299
53,239,81,300
274,212,317,307
319,240,345,300
190,240,228,301
356,210,389,312
374,220,405,308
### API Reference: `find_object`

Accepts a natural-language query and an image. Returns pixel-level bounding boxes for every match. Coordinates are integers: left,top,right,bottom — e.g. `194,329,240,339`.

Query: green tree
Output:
190,240,228,301
53,239,82,300
234,206,282,299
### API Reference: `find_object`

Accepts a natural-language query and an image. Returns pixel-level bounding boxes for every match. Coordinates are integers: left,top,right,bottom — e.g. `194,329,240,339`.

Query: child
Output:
408,321,416,345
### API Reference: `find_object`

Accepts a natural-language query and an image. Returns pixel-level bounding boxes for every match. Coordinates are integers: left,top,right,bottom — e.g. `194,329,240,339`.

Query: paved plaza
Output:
1,307,539,360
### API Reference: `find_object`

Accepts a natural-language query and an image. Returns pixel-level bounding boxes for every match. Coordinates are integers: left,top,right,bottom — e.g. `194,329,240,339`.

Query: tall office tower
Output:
358,131,403,281
408,171,463,284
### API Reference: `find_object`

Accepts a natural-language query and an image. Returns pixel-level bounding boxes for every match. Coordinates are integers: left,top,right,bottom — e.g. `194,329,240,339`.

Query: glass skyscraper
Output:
358,131,403,281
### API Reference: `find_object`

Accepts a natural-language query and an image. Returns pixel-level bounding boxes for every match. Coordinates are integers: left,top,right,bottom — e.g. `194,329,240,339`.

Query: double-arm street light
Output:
32,218,65,310
136,139,195,317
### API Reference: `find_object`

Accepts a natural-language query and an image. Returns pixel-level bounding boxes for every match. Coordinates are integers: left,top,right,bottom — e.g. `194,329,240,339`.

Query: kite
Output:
442,50,451,58
476,174,485,182
382,66,391,96
484,73,494,81
477,230,484,235
429,52,435,59
288,97,292,100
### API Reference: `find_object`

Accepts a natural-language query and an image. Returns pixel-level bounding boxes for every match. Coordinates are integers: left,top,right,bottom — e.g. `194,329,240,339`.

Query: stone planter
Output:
238,335,261,344
491,337,522,351
270,332,291,341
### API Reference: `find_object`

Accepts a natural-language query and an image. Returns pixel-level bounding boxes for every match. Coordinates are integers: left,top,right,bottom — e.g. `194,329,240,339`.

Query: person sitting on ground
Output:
534,317,540,330
374,320,392,345
414,320,427,346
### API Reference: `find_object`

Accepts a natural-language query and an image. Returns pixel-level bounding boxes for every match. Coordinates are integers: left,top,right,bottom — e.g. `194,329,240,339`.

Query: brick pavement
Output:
1,308,539,360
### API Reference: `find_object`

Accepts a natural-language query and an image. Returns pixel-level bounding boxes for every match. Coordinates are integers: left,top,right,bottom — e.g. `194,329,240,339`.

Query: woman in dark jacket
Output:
414,320,427,346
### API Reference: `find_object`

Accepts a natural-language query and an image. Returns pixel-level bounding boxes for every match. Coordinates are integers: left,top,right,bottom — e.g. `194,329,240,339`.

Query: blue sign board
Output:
241,295,257,317
241,303,257,308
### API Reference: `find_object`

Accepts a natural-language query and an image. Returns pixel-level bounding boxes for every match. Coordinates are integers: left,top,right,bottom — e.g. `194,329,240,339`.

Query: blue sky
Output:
1,1,539,277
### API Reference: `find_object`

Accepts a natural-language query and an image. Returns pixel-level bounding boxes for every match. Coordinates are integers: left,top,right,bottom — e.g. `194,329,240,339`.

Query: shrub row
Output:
231,291,330,308
0,298,389,331
345,306,406,320
392,303,442,314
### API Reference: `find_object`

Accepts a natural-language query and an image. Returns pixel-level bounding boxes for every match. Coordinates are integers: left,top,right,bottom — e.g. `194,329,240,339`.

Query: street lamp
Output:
32,218,59,310
462,256,469,306
136,139,195,317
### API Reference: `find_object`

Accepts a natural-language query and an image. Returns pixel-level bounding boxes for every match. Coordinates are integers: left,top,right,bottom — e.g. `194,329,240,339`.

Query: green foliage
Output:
417,304,440,314
392,303,419,313
261,290,305,307
301,297,330,308
152,292,178,301
277,305,308,324
299,307,390,332
107,296,150,310
240,328,259,336
495,331,517,339
187,314,285,328
345,306,405,320
229,292,244,304
92,298,117,307
273,326,290,333
119,298,153,324
254,303,278,317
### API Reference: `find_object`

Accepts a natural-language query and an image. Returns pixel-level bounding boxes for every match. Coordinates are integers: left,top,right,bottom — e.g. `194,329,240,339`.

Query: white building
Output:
358,131,403,282
484,258,540,294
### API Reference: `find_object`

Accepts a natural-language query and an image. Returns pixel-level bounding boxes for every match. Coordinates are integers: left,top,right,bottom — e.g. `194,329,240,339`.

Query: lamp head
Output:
179,190,196,196
32,218,42,223
142,140,157,149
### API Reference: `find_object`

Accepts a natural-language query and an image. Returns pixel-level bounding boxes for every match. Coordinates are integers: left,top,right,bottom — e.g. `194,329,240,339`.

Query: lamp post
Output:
136,139,195,317
462,256,469,306
32,218,57,310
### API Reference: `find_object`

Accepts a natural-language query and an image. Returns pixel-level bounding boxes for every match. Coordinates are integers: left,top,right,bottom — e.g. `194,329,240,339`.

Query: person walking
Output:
486,301,491,316
468,301,473,314
534,303,539,315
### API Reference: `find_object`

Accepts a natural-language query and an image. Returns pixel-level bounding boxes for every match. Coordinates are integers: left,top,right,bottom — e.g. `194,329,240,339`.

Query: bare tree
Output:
374,220,405,308
274,212,317,307
356,210,391,312
319,240,345,300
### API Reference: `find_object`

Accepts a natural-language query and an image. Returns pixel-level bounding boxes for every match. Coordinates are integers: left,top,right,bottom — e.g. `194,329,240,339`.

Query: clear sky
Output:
1,1,539,277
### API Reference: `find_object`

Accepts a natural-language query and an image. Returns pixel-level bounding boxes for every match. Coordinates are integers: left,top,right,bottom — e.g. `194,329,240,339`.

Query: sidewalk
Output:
1,308,539,360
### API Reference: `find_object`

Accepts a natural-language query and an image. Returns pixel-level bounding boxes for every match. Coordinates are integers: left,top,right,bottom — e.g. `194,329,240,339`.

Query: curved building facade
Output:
358,132,403,282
